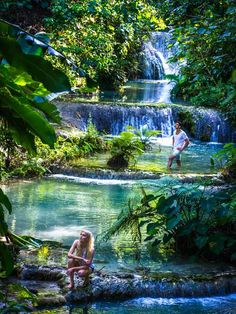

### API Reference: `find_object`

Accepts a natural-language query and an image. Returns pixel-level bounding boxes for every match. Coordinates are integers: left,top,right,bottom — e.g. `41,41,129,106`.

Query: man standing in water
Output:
167,122,190,169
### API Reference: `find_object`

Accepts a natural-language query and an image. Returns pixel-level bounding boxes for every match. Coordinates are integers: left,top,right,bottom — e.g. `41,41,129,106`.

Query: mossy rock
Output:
107,154,129,170
200,133,211,142
176,110,196,137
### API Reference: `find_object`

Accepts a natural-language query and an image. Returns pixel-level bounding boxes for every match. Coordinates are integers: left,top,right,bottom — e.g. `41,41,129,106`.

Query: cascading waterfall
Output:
56,32,235,143
142,32,178,79
56,102,235,143
137,31,177,104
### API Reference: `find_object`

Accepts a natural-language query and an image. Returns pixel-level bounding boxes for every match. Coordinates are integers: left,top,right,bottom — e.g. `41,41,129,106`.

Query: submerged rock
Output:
49,166,225,184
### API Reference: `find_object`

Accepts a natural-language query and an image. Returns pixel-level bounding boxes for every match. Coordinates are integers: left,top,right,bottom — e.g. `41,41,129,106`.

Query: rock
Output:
37,295,66,306
1,264,234,308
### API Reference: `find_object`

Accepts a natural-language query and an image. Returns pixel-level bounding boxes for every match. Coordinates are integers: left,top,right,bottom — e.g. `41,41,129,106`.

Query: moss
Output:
148,271,236,282
200,134,211,142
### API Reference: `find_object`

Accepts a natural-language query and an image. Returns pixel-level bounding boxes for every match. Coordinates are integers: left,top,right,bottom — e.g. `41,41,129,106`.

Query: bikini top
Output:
76,241,94,267
76,242,88,258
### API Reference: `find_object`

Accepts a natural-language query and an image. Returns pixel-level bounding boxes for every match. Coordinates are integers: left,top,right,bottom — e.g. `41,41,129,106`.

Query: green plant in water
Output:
11,158,47,178
126,125,161,150
77,117,109,156
103,183,236,261
211,143,236,180
107,131,144,169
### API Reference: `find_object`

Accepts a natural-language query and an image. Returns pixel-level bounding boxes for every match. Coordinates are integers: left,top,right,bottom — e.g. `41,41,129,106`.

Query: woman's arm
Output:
68,240,77,256
84,249,94,266
67,240,84,261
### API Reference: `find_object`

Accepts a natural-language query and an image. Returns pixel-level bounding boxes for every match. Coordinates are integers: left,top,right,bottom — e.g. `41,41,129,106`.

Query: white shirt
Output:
173,130,189,149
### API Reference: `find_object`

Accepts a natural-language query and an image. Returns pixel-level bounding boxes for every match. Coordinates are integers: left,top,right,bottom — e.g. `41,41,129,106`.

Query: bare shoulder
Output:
71,239,79,248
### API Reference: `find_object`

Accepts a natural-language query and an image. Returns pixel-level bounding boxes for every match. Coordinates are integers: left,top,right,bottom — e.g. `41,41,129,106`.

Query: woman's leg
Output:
77,267,92,286
67,259,80,289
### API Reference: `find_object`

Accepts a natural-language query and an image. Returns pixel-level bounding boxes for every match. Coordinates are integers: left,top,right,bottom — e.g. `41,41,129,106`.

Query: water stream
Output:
3,31,236,312
34,294,236,314
3,178,236,312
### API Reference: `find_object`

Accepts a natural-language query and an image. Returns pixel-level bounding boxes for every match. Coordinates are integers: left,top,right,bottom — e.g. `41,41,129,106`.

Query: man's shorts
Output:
172,149,181,160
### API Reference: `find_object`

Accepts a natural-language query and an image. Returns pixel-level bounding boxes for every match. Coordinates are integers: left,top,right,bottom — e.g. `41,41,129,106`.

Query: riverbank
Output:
1,263,236,311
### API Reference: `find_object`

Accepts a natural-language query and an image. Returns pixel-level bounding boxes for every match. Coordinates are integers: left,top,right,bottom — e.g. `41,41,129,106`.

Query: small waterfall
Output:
188,108,234,143
19,264,236,301
56,102,236,143
142,32,177,79
138,32,178,103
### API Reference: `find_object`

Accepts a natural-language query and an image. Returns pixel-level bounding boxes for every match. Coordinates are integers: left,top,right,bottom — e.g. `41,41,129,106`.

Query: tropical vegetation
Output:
0,0,236,283
103,183,236,261
0,18,71,277
107,131,144,170
156,0,236,125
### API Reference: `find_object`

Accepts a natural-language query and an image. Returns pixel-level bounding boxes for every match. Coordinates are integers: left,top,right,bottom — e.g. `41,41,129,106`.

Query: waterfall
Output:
56,102,236,143
137,31,178,104
142,32,177,79
55,36,236,143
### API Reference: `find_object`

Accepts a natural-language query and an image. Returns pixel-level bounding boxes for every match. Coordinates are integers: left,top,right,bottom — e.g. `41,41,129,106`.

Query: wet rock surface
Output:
49,166,225,184
2,264,235,307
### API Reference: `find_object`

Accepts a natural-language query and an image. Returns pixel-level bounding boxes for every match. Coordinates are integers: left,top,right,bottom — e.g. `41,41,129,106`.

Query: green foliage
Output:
0,283,37,313
1,125,109,177
0,243,14,278
77,118,108,156
45,0,165,90
11,158,47,178
211,143,236,180
0,19,71,277
212,143,236,168
0,190,13,277
107,131,144,169
103,183,236,261
158,0,236,124
126,125,161,150
0,19,72,154
0,189,12,235
0,0,50,11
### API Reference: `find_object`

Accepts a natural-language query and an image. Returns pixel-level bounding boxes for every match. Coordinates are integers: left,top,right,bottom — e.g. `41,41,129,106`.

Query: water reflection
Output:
3,177,232,275
3,179,143,270
92,80,175,104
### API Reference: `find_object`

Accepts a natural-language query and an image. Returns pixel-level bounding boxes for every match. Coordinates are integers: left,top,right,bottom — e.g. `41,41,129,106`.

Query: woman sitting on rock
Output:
67,229,95,289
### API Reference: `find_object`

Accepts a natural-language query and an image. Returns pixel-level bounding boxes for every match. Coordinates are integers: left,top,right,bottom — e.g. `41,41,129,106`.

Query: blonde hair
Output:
80,229,94,253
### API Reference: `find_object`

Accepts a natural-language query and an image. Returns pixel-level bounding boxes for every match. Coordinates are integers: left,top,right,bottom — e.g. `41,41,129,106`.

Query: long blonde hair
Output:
80,229,94,254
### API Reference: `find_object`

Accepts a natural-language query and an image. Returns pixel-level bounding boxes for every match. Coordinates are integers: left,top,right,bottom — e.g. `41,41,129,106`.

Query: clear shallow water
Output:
34,294,236,313
138,140,222,173
74,80,175,104
3,178,145,270
78,140,222,174
100,80,175,103
2,177,233,275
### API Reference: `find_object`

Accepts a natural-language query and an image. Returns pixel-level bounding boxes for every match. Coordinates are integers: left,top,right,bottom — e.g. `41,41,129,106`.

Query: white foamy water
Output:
125,294,236,307
48,174,137,186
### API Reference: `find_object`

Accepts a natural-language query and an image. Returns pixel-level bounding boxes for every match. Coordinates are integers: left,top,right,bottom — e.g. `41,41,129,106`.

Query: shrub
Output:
107,131,144,170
